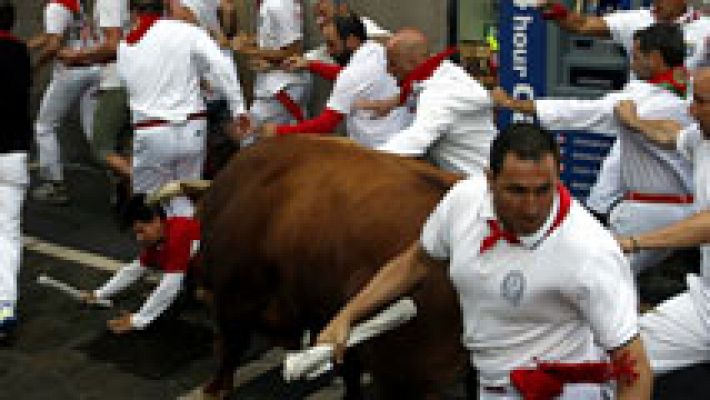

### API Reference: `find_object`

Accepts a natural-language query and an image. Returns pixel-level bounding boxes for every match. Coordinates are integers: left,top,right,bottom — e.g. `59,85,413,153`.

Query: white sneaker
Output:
0,301,16,339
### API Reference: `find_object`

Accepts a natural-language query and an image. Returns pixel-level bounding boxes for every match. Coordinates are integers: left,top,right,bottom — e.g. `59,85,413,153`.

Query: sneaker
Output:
0,301,16,343
32,181,70,205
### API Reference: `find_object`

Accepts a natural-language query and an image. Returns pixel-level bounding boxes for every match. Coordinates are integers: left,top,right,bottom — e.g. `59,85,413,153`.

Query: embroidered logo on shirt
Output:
501,270,526,306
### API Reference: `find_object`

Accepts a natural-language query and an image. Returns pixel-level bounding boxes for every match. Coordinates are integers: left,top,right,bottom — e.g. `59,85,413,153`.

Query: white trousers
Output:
586,141,622,215
609,200,696,274
35,65,100,181
249,84,310,126
0,152,28,303
478,383,606,399
640,275,710,374
132,119,206,217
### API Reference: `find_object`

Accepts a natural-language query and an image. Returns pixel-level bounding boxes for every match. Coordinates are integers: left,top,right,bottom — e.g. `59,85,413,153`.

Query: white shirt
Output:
45,2,89,50
117,19,246,122
676,123,710,321
678,124,710,280
254,0,305,97
326,41,412,148
378,61,497,176
536,80,695,195
604,8,710,71
94,0,131,89
420,176,639,386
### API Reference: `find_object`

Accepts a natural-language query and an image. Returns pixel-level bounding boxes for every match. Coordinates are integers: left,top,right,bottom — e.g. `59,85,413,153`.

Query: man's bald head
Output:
691,68,710,135
386,28,430,81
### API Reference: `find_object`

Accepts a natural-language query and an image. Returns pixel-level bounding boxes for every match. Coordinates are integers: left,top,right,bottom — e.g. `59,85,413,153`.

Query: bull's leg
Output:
340,351,364,400
204,321,251,399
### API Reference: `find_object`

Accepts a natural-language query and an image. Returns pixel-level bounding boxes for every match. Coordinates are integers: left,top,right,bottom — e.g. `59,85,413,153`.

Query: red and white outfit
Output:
420,175,639,399
640,123,710,374
35,0,100,182
587,7,710,215
378,58,497,176
93,217,200,329
276,41,412,148
117,17,246,217
250,0,309,125
535,76,696,274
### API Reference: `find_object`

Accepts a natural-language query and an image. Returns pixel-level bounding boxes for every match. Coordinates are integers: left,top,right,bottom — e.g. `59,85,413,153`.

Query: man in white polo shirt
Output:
492,23,696,274
232,0,308,127
316,123,651,399
376,28,498,176
253,14,409,149
536,0,710,220
30,0,100,204
117,0,248,217
614,67,710,374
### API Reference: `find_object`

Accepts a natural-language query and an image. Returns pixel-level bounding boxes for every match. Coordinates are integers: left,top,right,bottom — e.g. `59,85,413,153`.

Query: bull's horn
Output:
148,180,212,205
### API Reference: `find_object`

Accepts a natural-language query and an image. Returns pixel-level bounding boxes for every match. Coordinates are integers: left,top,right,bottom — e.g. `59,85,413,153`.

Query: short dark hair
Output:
633,22,686,67
0,0,15,31
333,13,366,43
489,123,561,177
121,194,166,228
130,0,164,13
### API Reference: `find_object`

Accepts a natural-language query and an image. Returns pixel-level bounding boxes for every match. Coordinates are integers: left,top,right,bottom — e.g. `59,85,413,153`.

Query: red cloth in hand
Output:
276,108,344,135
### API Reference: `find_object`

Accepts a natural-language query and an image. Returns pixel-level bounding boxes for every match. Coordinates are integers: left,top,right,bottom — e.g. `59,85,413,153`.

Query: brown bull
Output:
200,136,468,399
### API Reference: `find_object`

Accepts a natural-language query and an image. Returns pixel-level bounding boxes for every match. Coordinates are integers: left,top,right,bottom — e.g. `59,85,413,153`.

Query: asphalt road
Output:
2,164,709,400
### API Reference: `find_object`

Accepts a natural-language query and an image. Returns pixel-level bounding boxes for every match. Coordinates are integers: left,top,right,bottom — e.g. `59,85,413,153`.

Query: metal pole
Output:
448,0,460,63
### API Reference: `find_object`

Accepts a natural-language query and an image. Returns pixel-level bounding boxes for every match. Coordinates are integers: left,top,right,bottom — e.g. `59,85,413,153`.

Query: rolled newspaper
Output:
283,297,417,382
36,274,113,308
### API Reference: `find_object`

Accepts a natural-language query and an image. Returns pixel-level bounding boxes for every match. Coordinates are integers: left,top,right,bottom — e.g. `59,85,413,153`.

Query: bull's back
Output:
203,137,469,394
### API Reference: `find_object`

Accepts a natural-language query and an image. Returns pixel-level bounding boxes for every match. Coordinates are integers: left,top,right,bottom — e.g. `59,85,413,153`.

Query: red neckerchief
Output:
399,47,459,105
0,30,20,43
649,66,689,98
479,183,572,254
50,0,80,14
125,13,162,45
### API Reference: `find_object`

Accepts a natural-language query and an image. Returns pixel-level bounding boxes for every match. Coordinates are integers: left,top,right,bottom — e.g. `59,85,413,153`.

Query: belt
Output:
133,111,208,130
482,385,508,394
624,191,694,204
